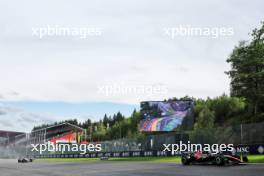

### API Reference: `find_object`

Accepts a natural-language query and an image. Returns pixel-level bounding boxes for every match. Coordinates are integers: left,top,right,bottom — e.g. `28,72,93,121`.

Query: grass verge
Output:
36,155,264,163
247,155,264,163
36,156,181,163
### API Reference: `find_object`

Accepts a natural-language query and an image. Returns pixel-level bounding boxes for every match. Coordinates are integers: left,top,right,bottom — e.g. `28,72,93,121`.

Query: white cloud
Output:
0,103,59,132
0,0,263,104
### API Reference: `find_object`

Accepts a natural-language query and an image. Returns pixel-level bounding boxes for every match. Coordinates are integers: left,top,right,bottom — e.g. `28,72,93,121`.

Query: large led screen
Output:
140,101,194,132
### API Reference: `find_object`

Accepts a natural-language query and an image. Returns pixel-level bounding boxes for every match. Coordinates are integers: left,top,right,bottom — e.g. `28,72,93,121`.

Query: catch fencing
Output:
1,122,263,158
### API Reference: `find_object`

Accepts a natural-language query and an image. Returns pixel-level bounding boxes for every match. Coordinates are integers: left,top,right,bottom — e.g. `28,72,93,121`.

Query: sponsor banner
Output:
34,150,172,158
234,144,264,154
34,144,264,158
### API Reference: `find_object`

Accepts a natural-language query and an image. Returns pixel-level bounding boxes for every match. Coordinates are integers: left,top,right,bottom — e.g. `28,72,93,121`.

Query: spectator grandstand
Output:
0,130,25,146
29,122,84,144
0,123,84,158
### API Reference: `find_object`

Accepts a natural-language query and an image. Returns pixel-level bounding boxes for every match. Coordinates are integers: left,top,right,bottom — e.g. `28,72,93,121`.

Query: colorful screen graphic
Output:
140,101,194,132
49,132,77,144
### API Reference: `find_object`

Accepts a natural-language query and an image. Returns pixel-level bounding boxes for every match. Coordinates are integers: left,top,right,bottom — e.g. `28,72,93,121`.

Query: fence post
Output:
240,124,243,144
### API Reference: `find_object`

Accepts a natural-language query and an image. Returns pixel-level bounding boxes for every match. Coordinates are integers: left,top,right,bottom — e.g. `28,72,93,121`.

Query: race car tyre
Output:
242,156,248,162
181,156,190,165
215,156,224,166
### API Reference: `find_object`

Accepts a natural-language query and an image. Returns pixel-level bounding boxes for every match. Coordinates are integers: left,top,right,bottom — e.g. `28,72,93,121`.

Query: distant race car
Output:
18,157,33,163
181,151,245,166
100,156,109,160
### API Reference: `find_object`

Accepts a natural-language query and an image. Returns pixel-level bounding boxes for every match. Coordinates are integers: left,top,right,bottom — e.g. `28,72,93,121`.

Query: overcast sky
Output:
0,0,263,132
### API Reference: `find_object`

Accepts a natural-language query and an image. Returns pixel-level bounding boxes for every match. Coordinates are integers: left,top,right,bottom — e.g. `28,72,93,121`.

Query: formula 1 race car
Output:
100,156,109,160
181,151,245,166
18,157,33,163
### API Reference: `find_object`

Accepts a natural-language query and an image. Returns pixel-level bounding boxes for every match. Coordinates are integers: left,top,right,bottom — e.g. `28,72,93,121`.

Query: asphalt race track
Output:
0,159,263,176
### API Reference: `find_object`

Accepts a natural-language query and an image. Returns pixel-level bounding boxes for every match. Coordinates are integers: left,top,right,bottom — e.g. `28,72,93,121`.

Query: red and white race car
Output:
181,151,247,166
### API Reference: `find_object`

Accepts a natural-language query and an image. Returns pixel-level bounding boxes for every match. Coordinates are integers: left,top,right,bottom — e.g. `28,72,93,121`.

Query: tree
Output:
191,106,216,144
65,119,78,125
226,22,264,120
116,112,125,122
82,119,92,129
208,95,246,124
103,114,109,127
92,122,106,141
194,106,215,130
130,109,140,134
